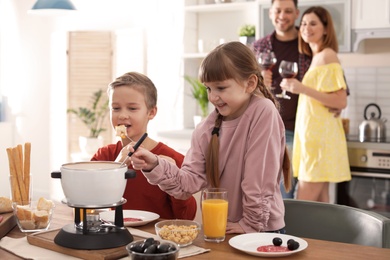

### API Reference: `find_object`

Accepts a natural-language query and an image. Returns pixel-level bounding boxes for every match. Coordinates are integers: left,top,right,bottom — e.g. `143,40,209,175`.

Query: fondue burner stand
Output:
54,198,133,250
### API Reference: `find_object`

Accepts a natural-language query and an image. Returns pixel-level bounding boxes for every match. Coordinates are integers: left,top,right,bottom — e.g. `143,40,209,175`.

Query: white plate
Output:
229,233,308,257
99,210,160,227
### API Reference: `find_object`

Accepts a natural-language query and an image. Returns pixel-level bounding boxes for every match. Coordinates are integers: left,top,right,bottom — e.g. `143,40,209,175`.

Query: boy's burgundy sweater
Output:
91,142,197,220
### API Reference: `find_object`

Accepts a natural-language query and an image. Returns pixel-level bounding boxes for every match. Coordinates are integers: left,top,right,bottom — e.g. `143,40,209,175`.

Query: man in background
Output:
252,0,345,198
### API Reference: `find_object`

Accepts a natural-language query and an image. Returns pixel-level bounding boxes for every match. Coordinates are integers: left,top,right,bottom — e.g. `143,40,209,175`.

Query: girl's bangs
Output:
199,50,236,83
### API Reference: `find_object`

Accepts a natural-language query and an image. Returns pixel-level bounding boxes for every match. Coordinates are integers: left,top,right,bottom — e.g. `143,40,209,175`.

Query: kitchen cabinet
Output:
184,0,258,56
352,0,390,29
184,0,351,57
258,0,351,52
351,0,390,51
183,0,258,128
181,0,352,128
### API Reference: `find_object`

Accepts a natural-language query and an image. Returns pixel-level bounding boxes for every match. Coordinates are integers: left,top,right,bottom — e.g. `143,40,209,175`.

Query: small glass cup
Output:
201,188,228,243
12,200,55,232
9,174,32,205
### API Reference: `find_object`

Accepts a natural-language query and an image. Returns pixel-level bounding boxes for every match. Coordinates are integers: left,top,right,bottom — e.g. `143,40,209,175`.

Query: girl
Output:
129,42,291,234
280,6,351,202
91,72,197,220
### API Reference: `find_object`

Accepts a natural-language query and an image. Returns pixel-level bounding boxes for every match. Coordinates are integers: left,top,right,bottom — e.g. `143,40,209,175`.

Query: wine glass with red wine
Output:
258,52,277,89
258,51,277,71
276,60,298,100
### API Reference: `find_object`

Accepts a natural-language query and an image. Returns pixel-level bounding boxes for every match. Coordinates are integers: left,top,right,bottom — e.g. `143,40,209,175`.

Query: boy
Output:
91,72,197,220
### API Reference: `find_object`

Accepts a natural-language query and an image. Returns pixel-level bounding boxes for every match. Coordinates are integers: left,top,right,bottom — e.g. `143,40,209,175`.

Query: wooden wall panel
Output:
67,31,114,159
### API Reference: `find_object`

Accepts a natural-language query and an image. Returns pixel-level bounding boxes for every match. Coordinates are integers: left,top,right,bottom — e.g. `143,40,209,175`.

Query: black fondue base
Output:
54,200,133,250
54,223,133,250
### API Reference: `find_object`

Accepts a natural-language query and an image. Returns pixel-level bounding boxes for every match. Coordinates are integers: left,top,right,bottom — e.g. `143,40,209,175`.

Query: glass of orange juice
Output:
201,188,228,242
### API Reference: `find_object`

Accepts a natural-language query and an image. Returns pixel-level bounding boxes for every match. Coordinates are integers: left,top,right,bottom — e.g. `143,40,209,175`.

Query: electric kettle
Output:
359,103,387,142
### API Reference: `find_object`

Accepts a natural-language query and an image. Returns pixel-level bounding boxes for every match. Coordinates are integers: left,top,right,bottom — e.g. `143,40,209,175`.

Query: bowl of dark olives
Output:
126,237,179,260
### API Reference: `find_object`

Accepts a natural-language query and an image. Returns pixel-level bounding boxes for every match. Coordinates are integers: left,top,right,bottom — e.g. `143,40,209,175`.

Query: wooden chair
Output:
283,199,390,248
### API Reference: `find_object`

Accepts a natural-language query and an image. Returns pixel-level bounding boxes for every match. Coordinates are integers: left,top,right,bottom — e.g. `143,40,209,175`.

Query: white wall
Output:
2,0,390,202
0,0,185,201
0,0,54,199
339,39,390,138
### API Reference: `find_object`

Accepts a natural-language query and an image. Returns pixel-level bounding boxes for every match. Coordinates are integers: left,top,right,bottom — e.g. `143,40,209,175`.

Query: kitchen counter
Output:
157,129,193,154
347,140,390,150
347,135,390,150
2,202,390,259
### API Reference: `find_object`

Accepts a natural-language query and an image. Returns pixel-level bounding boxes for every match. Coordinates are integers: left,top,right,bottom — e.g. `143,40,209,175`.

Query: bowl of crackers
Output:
155,219,200,247
12,197,55,232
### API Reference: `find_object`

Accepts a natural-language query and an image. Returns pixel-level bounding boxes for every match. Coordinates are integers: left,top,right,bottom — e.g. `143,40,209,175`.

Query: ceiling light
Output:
28,0,76,15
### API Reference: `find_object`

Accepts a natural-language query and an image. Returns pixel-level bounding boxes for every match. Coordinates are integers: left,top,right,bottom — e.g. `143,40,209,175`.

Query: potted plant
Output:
238,24,256,46
67,89,109,155
184,75,209,126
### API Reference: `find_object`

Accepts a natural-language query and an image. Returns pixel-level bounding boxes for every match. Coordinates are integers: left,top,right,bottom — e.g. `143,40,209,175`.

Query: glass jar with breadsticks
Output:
6,142,32,205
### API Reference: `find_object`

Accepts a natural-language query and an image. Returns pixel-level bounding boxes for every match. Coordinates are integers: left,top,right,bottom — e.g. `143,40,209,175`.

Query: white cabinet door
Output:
352,0,390,29
184,1,258,56
182,1,258,128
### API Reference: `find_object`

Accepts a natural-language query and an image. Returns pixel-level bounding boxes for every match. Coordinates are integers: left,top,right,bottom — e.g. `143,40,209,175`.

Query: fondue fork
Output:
121,134,134,148
120,133,148,167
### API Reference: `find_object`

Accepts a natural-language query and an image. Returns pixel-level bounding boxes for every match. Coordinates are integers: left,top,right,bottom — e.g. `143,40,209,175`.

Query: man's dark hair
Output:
272,0,298,8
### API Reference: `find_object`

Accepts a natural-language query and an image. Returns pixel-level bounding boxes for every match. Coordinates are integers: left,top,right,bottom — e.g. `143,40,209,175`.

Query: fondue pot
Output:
359,103,387,142
51,161,136,206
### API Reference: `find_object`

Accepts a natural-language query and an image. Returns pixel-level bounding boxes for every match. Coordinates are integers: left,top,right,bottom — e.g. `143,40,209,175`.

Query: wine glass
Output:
258,51,277,71
276,60,298,100
258,51,277,89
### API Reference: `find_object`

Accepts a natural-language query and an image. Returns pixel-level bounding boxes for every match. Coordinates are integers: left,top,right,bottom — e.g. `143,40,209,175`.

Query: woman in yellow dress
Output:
280,6,351,202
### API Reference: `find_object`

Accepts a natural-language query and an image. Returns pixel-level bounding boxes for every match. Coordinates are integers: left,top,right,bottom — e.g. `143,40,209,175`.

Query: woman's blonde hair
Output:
199,41,291,191
298,6,339,56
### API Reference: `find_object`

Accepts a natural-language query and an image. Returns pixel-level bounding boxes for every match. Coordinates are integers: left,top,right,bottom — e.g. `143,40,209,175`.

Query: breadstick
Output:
24,142,31,202
6,148,22,203
17,144,24,173
115,125,126,138
12,147,28,204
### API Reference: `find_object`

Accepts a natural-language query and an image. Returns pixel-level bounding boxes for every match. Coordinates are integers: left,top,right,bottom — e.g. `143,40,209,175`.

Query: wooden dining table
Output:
1,202,390,259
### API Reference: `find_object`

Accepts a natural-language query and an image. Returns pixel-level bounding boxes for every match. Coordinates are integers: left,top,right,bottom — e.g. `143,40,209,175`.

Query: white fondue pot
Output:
51,161,136,206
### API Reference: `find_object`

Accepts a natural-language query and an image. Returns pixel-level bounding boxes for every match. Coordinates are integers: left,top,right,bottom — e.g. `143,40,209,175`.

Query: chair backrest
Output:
283,199,390,248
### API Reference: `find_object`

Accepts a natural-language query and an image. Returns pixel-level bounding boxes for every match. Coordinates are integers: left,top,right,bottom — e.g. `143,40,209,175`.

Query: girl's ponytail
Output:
206,113,223,188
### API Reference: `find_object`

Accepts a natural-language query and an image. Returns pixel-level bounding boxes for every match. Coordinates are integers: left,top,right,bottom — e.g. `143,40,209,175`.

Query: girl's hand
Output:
280,78,304,94
226,222,245,234
129,147,159,172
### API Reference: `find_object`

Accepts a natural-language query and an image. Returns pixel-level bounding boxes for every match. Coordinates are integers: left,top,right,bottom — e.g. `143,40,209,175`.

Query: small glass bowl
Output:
126,238,179,260
12,200,55,232
155,219,201,247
